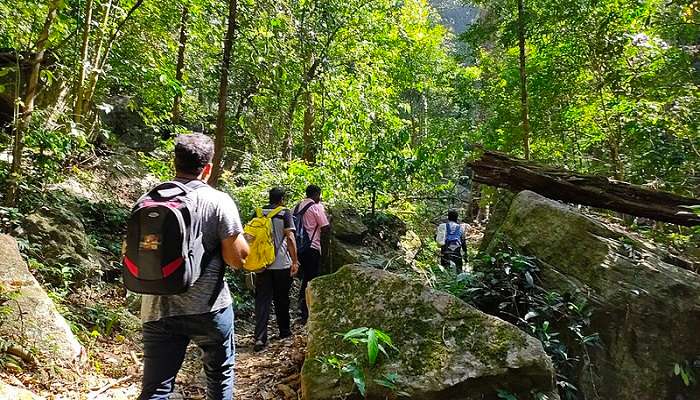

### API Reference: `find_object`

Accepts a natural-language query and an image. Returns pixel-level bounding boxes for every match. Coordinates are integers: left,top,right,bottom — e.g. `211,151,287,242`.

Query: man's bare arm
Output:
221,233,249,269
285,229,298,275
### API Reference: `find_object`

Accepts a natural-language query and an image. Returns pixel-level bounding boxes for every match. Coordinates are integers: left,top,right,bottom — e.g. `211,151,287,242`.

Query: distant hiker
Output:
435,209,468,273
294,184,330,325
124,133,249,400
252,187,299,352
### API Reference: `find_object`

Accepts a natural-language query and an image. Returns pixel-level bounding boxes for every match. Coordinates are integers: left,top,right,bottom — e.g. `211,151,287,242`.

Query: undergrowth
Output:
428,245,600,400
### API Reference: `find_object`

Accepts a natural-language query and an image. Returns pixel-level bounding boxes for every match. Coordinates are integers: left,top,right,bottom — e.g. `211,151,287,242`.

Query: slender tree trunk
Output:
80,0,145,130
302,88,315,163
75,0,112,124
210,0,239,186
5,0,60,206
283,88,302,161
517,0,531,160
172,5,189,124
73,0,93,123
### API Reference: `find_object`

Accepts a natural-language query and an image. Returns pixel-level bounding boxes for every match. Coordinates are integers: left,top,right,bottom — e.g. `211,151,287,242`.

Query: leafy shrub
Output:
319,327,406,398
430,245,599,400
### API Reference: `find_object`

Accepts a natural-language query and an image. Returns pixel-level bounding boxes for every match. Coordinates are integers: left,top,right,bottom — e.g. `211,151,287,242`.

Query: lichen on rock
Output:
301,264,558,400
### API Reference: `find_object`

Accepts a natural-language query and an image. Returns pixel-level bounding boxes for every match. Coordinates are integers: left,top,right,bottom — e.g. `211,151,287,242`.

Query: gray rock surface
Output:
302,265,558,400
0,380,44,400
483,190,700,400
0,235,82,366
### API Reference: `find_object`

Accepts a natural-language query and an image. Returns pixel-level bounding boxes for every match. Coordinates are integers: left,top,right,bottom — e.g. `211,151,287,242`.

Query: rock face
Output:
24,206,101,283
99,95,156,151
302,265,558,400
0,380,44,400
0,235,82,366
482,191,700,400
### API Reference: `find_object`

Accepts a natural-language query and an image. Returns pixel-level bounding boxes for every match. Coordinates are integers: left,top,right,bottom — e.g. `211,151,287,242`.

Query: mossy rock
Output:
0,235,83,366
302,265,558,400
484,190,700,400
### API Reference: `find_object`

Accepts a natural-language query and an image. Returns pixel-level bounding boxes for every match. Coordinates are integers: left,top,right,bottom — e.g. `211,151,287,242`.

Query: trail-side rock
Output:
483,190,700,400
0,380,44,400
99,95,156,151
327,207,368,245
0,235,82,366
24,206,101,283
302,265,558,400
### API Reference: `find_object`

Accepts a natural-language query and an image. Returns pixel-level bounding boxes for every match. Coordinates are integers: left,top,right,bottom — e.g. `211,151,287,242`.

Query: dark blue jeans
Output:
138,306,235,400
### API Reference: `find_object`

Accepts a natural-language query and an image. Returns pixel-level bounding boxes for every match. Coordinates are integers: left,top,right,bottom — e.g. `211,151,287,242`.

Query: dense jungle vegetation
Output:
0,0,698,398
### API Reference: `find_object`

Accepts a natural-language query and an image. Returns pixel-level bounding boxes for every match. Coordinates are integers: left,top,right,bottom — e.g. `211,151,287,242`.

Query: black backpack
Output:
122,180,209,295
293,201,316,254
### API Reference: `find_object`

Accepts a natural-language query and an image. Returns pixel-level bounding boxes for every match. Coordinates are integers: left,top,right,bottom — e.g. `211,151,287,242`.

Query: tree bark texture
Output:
6,0,60,206
517,0,531,160
171,6,189,124
73,0,93,123
468,150,700,226
210,0,239,186
302,88,315,163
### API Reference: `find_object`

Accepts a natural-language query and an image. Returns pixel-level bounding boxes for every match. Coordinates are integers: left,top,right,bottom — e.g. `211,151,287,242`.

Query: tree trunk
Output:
302,88,315,163
75,0,112,124
5,0,60,206
80,0,145,130
468,150,700,226
171,5,189,124
517,0,530,160
283,87,302,161
73,0,93,123
209,0,239,186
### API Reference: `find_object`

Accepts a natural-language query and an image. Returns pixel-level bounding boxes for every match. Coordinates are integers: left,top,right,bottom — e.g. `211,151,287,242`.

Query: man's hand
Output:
290,261,299,277
222,233,249,269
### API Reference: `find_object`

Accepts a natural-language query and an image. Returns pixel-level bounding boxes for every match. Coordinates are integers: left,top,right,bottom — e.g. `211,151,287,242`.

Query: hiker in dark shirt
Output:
294,184,330,325
138,133,249,400
435,209,468,273
253,187,299,352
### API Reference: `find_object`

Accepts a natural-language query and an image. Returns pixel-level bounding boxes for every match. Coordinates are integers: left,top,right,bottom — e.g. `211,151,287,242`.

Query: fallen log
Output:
468,150,700,226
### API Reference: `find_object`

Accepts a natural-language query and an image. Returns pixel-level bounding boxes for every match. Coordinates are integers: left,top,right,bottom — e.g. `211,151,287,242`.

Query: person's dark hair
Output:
306,184,322,198
174,133,215,176
448,209,459,222
269,187,286,205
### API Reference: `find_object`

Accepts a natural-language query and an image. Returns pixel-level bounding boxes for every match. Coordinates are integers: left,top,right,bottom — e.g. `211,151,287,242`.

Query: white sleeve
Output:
436,223,446,246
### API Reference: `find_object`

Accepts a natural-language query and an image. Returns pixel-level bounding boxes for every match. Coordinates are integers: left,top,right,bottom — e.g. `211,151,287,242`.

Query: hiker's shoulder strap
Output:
295,201,315,216
267,206,284,219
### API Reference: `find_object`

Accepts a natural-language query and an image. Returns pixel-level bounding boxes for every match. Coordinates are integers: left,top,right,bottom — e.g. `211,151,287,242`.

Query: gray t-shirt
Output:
140,184,243,323
260,206,295,270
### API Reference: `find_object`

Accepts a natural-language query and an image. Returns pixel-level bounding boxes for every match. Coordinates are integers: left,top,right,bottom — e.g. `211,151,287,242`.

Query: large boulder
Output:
328,207,368,245
0,235,82,366
0,380,44,400
23,205,101,283
483,191,700,400
302,265,558,400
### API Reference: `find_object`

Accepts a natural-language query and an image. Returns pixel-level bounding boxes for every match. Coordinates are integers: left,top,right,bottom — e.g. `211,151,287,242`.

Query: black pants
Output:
441,248,463,274
254,269,292,344
298,248,321,322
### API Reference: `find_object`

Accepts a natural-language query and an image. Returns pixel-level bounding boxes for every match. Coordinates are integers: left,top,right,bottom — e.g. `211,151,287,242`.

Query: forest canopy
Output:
0,0,698,207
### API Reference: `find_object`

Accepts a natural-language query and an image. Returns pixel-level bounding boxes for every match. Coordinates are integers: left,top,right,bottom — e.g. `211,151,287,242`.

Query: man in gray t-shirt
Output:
253,187,298,351
137,134,249,400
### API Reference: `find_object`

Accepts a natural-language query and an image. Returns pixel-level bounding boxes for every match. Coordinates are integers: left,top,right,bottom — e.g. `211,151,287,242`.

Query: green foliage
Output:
320,327,405,398
430,246,599,400
673,361,697,387
461,0,700,193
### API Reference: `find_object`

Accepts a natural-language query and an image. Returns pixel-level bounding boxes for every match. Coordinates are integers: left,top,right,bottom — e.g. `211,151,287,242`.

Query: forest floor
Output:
0,147,315,399
1,288,307,400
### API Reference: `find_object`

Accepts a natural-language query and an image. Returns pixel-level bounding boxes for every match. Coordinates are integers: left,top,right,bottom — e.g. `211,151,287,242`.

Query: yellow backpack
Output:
242,206,283,272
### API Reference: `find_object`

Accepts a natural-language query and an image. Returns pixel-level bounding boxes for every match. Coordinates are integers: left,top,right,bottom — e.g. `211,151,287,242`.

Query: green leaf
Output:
367,328,378,366
342,327,368,341
674,363,681,375
343,363,366,396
